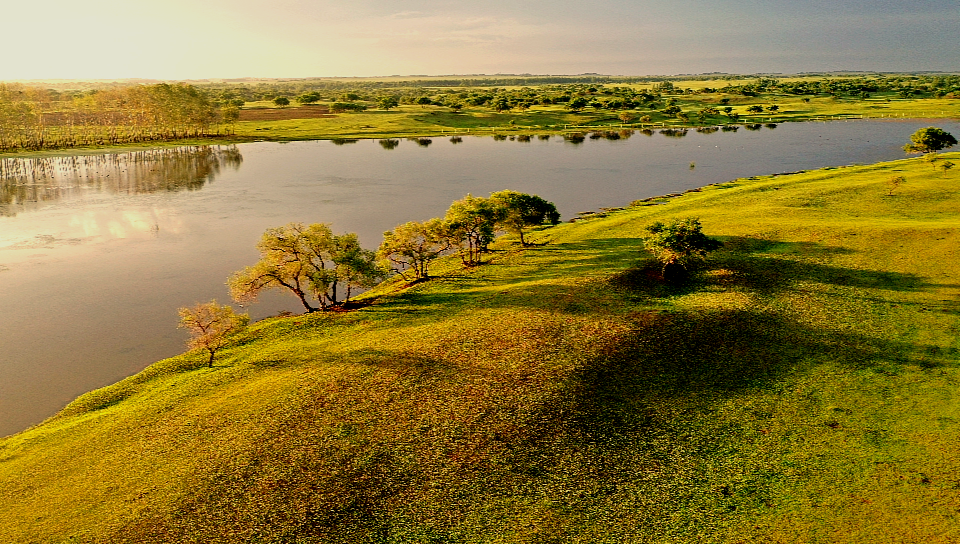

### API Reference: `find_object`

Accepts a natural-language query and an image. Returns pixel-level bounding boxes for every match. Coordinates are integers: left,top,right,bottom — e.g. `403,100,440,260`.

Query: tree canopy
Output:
444,195,506,266
904,127,957,154
377,218,451,281
644,218,723,281
490,190,560,246
228,222,380,312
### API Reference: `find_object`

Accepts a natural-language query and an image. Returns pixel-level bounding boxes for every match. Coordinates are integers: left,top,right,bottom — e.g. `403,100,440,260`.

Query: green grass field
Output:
2,152,960,542
230,95,960,142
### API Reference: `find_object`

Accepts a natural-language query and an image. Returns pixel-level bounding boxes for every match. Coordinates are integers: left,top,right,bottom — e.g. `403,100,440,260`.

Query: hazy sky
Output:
3,0,957,80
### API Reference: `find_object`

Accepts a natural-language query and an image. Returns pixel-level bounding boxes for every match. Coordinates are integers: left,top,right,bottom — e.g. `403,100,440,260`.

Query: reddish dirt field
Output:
238,106,334,121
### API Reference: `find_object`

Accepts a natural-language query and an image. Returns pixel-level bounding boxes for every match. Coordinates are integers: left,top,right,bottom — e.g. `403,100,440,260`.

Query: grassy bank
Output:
2,152,960,541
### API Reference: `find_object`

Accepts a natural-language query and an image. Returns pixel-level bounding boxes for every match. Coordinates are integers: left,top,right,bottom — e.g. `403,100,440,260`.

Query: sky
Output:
2,0,958,81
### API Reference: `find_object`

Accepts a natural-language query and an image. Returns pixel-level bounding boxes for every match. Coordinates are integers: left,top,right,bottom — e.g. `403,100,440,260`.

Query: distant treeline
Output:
716,76,960,98
200,74,960,111
0,83,238,151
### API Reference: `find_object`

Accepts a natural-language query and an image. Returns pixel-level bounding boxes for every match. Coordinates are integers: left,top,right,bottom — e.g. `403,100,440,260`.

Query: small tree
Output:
273,96,290,108
746,105,764,113
887,175,906,196
378,218,451,281
644,218,723,282
490,190,560,246
940,161,955,177
618,111,636,125
444,194,506,266
178,301,249,367
904,127,957,154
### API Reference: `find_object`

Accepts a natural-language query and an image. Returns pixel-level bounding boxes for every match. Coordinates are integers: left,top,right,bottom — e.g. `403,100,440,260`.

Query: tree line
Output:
0,83,238,151
226,190,560,314
179,190,560,364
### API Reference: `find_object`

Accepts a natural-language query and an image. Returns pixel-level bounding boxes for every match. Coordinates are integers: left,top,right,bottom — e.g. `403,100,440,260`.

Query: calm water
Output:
2,119,957,436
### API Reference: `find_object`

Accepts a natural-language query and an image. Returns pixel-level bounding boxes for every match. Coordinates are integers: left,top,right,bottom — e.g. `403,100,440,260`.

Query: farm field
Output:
2,151,959,541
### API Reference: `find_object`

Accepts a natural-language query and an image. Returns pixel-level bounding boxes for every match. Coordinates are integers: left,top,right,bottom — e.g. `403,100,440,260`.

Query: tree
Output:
444,194,506,266
886,175,906,196
566,97,589,112
296,92,321,105
273,96,290,108
746,105,764,113
904,127,957,154
618,111,636,125
490,190,560,246
378,96,399,110
644,218,723,282
940,161,955,177
767,105,780,112
491,96,511,112
378,218,451,281
178,301,249,367
329,233,383,304
661,105,681,116
228,223,381,312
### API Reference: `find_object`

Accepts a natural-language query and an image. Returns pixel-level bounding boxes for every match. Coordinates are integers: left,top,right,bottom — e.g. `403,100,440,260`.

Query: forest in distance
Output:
0,73,958,152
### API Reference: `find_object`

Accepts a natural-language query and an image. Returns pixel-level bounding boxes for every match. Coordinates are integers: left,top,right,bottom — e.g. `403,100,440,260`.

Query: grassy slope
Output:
2,153,960,542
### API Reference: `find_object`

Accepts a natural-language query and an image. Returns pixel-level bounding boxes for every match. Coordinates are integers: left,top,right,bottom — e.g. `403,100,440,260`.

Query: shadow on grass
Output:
542,307,922,444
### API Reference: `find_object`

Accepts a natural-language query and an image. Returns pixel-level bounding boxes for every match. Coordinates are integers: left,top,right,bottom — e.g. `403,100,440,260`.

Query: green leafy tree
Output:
377,96,400,110
566,97,589,112
746,105,764,113
904,127,957,154
378,218,451,281
228,223,380,312
296,92,321,105
644,218,723,281
661,105,681,116
491,96,511,112
444,194,506,266
490,190,560,246
177,301,249,367
273,96,290,108
329,233,383,304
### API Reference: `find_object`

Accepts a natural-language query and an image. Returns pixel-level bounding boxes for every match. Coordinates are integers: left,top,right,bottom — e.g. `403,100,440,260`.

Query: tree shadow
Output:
528,306,954,448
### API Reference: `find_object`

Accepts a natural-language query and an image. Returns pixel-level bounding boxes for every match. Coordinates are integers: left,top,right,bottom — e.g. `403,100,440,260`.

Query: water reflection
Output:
0,145,242,217
378,139,400,150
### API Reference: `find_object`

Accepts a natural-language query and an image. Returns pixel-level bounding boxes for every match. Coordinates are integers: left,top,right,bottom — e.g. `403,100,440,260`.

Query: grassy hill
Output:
2,152,960,542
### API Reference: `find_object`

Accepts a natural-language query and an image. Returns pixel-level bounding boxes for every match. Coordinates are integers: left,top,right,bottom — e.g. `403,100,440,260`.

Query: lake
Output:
2,119,957,437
